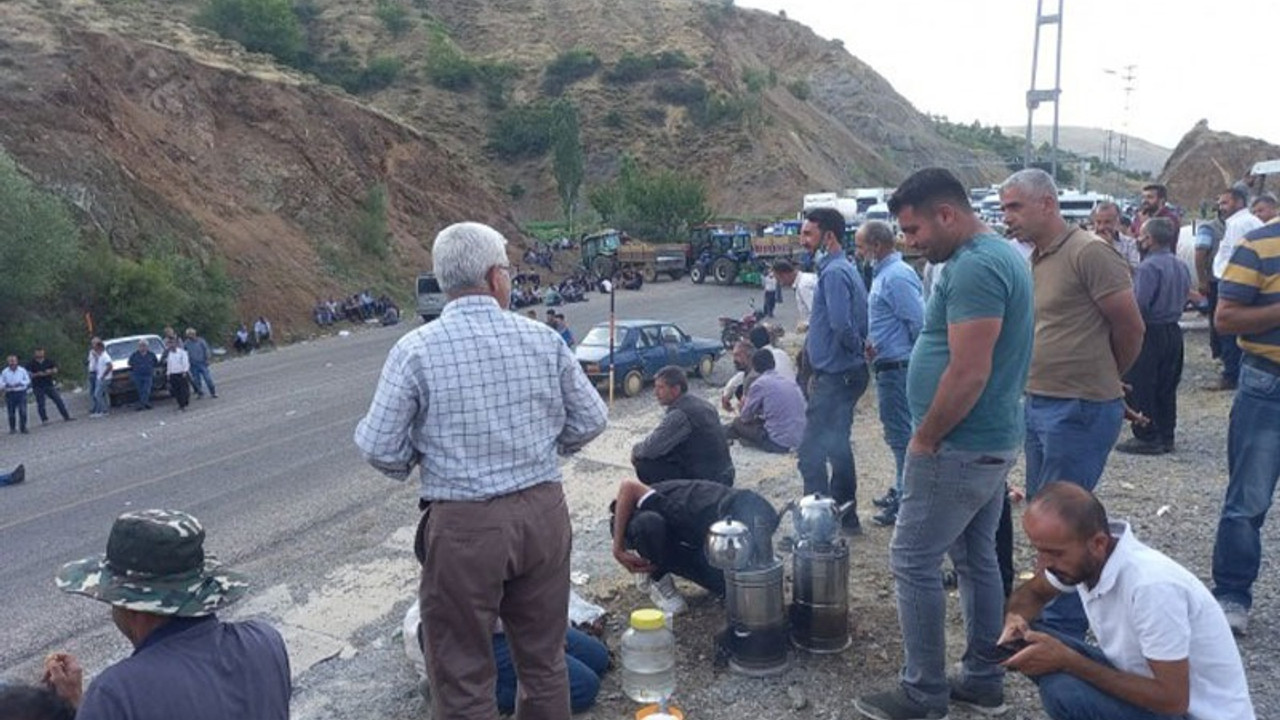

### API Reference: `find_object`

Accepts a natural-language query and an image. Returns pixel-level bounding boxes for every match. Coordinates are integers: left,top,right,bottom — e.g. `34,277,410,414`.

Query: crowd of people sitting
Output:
313,291,400,328
511,269,597,308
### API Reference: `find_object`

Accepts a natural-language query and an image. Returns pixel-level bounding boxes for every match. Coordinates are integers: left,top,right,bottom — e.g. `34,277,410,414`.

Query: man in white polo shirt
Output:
998,482,1252,720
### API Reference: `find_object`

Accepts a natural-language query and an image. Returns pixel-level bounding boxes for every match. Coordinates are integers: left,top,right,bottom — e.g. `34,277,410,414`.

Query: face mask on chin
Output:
813,248,828,265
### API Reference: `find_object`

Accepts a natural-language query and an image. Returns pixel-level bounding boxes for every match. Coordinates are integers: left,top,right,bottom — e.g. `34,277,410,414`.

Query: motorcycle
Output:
719,299,766,349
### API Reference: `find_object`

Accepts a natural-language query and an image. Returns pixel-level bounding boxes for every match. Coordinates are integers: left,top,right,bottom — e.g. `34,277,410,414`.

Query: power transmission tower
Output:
1024,0,1064,180
1116,65,1137,169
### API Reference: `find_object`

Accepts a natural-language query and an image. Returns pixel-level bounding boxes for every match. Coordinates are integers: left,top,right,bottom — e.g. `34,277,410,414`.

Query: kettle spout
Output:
835,500,856,518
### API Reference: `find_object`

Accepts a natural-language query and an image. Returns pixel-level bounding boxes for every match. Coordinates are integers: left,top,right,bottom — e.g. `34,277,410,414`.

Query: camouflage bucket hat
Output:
55,509,248,617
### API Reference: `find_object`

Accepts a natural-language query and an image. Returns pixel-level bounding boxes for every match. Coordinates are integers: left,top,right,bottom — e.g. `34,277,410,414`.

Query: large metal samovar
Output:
783,494,852,652
706,518,789,675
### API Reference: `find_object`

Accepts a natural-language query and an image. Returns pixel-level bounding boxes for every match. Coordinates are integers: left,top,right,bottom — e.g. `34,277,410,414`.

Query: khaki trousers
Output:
419,482,571,720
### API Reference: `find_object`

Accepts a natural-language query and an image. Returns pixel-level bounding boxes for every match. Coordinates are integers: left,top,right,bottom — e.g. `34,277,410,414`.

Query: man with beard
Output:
1128,184,1180,239
854,168,1033,720
1209,186,1264,390
795,207,870,534
1001,482,1253,720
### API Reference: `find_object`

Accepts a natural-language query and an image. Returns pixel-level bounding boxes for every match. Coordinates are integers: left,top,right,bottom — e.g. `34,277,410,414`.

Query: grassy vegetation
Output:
588,155,712,240
604,50,695,84
487,102,556,159
0,150,237,368
542,48,600,95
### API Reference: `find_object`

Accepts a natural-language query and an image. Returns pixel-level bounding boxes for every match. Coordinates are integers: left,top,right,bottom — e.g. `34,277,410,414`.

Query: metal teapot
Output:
706,518,754,571
783,493,855,545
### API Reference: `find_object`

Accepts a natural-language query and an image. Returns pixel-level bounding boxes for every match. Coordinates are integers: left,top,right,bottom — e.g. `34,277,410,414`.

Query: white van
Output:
416,273,445,322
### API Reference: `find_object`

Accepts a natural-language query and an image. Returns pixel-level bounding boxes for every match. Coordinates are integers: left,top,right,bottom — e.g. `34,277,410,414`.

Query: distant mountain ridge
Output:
1001,125,1171,176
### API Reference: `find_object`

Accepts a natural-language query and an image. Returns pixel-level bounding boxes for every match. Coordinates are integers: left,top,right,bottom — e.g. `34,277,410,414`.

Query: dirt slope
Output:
0,4,521,333
1160,120,1280,211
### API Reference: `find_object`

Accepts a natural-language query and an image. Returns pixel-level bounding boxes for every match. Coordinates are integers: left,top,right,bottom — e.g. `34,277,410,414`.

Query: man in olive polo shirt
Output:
999,168,1145,641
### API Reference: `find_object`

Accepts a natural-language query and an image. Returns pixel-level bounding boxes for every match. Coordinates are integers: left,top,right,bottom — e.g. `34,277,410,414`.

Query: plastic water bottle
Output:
620,608,676,703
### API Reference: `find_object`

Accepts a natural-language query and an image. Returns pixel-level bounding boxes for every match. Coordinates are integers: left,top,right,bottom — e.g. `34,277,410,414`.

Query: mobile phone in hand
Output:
979,638,1030,664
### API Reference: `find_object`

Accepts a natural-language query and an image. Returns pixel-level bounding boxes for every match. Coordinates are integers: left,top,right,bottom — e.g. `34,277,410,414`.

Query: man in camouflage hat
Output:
43,509,291,719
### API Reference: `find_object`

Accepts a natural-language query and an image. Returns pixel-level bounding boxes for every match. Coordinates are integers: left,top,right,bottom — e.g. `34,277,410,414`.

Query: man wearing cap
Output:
45,509,290,719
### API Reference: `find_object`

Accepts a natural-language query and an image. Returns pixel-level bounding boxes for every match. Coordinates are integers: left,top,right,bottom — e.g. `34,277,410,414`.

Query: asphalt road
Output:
0,278,773,697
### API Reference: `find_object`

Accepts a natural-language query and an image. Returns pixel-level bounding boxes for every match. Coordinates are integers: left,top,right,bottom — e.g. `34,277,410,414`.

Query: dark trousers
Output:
168,374,190,409
5,391,27,432
632,456,734,486
1208,280,1241,382
418,482,572,720
621,509,726,596
1206,280,1222,359
133,372,154,409
725,416,789,454
32,384,70,421
763,290,778,317
798,366,869,505
1123,322,1184,445
995,492,1014,598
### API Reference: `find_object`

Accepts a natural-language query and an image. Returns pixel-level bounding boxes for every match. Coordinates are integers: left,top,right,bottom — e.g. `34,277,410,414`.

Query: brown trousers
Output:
418,482,572,720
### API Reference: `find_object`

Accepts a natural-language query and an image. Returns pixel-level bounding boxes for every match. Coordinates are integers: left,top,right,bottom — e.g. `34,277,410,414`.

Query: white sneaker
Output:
648,574,687,616
1219,600,1249,636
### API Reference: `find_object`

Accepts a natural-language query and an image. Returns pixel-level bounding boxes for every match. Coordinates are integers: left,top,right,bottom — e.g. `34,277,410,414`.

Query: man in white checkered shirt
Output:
355,222,608,720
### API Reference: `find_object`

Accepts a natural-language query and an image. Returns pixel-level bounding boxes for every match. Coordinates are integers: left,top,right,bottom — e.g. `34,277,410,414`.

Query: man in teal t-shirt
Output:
855,168,1033,720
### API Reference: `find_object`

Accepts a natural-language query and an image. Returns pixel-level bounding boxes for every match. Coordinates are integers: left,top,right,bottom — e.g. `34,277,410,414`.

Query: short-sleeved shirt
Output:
1046,523,1254,720
76,617,291,720
907,233,1034,451
1219,220,1280,364
1028,227,1134,401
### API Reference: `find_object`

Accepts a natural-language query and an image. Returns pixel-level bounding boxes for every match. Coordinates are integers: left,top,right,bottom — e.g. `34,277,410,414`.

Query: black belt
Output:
1243,353,1280,377
874,359,909,372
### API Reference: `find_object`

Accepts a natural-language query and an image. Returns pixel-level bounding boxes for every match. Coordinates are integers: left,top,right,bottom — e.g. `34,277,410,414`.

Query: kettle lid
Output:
709,518,749,536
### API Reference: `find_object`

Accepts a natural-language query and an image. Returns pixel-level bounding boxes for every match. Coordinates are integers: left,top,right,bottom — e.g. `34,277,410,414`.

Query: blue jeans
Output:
798,366,870,505
189,361,216,396
1024,395,1123,638
1212,360,1280,609
874,365,911,491
91,376,110,414
494,628,608,714
1219,335,1242,384
891,446,1015,711
132,372,153,408
1032,627,1186,720
6,391,28,432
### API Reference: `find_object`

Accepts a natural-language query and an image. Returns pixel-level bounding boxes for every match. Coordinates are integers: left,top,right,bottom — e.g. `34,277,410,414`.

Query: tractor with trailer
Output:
579,229,687,283
687,226,803,286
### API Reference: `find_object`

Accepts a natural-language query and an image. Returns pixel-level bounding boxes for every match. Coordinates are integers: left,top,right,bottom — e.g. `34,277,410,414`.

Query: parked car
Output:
103,334,170,407
574,320,722,397
416,272,445,323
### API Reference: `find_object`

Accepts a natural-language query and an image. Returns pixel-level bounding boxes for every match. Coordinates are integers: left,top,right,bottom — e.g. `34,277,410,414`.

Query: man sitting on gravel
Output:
610,478,778,615
725,350,806,454
1001,482,1253,720
631,366,735,486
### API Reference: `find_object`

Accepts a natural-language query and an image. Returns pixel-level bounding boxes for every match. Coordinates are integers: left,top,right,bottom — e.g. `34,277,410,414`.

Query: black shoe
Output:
854,687,947,719
9,464,25,486
841,514,863,537
872,504,898,527
1115,437,1166,456
948,676,1007,716
210,393,218,399
941,569,958,589
20,428,28,434
873,487,899,509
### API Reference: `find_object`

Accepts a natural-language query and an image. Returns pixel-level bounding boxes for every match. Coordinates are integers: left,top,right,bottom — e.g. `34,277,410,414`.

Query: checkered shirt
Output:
354,295,608,501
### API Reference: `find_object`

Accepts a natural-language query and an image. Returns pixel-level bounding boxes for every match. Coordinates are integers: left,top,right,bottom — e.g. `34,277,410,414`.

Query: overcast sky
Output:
736,0,1277,150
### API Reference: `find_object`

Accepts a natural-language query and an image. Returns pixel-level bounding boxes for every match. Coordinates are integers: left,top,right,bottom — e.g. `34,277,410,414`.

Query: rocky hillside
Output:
0,0,1006,331
1002,125,1172,177
1161,120,1280,211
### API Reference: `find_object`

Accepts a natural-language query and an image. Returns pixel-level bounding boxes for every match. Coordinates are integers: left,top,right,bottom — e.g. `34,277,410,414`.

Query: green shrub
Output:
542,48,600,94
508,182,527,199
606,52,657,83
353,185,391,258
786,78,810,101
589,155,712,239
741,67,770,94
640,106,666,125
476,60,520,109
487,102,555,159
359,55,404,91
603,109,625,128
198,0,304,64
375,0,413,36
426,40,476,90
653,50,695,70
653,77,708,107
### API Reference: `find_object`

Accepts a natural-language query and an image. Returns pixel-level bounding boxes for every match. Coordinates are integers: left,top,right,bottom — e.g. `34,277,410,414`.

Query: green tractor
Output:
580,229,686,282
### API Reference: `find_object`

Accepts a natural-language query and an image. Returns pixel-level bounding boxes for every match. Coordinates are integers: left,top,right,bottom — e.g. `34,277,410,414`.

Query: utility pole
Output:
1103,65,1137,170
1024,0,1064,180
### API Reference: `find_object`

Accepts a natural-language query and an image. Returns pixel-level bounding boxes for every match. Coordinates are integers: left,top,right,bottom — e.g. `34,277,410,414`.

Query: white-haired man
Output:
355,222,608,720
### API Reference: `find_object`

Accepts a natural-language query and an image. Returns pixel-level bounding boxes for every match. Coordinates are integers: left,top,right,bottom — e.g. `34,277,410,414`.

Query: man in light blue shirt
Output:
855,221,924,526
797,207,871,534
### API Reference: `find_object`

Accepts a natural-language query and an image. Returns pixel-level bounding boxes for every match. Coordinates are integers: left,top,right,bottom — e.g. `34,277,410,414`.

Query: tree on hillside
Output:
588,155,712,240
550,99,584,235
198,0,304,64
0,152,80,321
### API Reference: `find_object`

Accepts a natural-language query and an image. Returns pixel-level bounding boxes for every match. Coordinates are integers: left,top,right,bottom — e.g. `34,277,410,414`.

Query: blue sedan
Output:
574,320,723,397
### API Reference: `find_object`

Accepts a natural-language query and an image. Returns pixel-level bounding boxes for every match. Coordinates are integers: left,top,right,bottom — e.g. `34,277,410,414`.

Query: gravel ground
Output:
556,324,1276,720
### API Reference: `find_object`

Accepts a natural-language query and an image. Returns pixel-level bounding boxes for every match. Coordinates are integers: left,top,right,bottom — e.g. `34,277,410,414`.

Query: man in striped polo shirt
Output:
1210,211,1280,636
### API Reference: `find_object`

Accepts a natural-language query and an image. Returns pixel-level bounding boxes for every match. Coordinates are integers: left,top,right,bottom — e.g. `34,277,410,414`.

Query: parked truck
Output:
579,229,687,281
